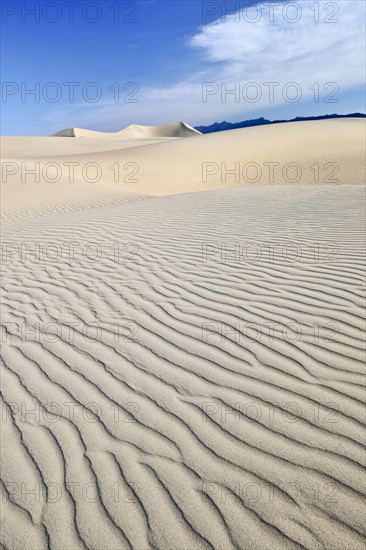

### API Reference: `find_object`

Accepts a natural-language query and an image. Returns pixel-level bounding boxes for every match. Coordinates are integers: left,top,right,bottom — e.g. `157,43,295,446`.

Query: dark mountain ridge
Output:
195,113,366,134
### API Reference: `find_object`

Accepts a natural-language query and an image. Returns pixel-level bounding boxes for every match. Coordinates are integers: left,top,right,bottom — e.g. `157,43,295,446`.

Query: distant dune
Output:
51,121,202,139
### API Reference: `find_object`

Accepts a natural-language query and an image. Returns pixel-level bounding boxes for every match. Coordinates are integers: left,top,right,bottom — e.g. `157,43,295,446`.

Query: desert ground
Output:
1,119,365,549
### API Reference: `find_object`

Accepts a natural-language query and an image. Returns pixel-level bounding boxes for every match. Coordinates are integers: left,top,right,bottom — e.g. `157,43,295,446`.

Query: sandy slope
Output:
1,120,366,549
0,174,148,221
0,136,179,157
2,120,365,204
1,138,154,220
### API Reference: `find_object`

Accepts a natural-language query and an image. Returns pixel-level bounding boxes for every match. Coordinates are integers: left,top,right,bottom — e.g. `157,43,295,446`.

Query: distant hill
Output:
195,113,366,134
51,122,202,138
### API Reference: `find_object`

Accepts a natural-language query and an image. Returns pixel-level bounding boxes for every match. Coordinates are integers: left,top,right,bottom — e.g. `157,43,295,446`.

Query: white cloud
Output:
189,0,365,84
42,0,366,132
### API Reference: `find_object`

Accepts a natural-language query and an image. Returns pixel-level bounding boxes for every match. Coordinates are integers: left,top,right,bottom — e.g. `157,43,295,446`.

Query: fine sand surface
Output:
1,120,366,549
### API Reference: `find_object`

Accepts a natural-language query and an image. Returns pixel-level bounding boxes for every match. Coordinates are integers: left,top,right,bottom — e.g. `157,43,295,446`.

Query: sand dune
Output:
1,119,366,549
50,121,202,139
116,121,202,138
0,136,179,157
2,119,364,205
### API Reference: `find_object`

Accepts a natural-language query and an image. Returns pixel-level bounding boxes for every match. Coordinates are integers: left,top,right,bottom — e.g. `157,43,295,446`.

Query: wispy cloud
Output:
190,0,365,83
42,0,366,132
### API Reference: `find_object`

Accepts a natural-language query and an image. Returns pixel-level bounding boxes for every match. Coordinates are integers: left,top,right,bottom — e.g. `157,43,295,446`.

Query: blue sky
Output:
1,0,365,135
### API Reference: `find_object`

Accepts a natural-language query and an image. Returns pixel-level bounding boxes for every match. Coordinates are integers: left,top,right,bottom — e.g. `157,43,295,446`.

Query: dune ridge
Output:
50,121,202,139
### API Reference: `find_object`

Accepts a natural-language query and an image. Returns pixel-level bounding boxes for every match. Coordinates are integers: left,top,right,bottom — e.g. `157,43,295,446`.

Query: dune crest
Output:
50,121,202,139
